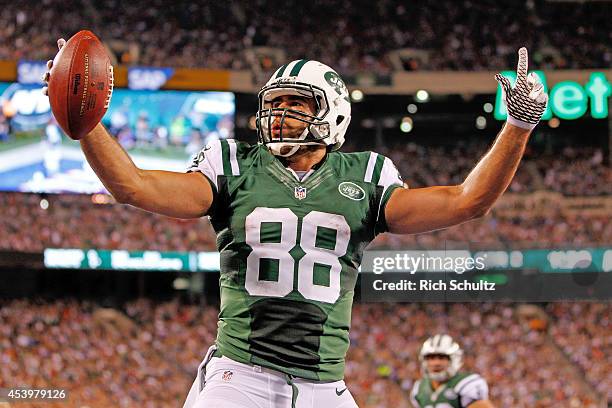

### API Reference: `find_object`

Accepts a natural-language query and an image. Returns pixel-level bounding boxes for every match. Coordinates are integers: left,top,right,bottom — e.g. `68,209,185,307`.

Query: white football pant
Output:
183,347,358,408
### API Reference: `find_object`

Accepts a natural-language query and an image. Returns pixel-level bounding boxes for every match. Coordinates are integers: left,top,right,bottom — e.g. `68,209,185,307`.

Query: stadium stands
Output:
547,302,611,404
1,300,607,407
1,139,609,253
1,0,610,73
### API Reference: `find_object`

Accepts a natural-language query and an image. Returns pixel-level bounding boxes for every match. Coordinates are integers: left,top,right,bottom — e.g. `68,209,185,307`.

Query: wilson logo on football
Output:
338,182,365,201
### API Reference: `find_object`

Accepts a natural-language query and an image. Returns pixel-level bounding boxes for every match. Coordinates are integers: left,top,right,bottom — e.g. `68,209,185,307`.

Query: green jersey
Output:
410,372,489,408
188,139,403,381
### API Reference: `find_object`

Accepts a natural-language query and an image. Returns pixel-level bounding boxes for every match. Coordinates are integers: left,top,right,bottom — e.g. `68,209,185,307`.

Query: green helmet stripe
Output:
289,59,309,76
275,63,289,78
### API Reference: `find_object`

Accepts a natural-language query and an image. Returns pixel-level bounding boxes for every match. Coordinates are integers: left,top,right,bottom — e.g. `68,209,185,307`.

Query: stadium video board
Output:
0,82,234,194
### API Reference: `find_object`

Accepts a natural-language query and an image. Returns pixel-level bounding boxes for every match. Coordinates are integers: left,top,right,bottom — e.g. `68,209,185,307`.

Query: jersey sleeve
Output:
186,139,241,216
454,374,489,406
187,139,240,189
362,152,403,234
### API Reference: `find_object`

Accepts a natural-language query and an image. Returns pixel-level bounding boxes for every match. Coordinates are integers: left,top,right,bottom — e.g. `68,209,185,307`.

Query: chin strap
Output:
267,126,312,157
269,143,301,157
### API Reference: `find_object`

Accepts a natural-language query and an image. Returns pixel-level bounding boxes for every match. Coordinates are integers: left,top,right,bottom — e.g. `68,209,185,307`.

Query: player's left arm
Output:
385,47,547,235
385,123,529,234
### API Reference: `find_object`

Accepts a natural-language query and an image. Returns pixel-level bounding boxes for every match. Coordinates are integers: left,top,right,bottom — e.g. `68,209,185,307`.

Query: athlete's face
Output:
267,95,316,140
425,354,450,375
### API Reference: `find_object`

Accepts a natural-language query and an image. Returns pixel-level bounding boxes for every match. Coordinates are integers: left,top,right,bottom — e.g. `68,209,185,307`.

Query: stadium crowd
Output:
547,302,611,404
0,140,609,253
0,192,609,253
1,299,607,407
382,143,610,197
1,0,610,74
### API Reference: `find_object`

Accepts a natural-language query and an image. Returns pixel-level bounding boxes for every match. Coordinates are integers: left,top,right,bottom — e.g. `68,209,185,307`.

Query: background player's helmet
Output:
256,59,352,156
419,334,464,382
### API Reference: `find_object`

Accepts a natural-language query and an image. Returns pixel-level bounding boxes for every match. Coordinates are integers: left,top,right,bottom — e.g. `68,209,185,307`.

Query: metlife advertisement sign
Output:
495,71,611,120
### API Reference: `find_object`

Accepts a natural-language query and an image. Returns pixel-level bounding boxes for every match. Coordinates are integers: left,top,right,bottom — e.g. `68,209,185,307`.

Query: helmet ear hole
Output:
336,115,345,125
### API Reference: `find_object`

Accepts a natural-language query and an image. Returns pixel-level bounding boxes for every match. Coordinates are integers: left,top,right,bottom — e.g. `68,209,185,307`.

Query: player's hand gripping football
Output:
495,47,548,130
41,38,66,95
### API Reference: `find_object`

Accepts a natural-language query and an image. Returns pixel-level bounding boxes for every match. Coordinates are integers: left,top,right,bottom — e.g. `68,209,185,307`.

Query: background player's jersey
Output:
410,372,489,408
188,139,402,381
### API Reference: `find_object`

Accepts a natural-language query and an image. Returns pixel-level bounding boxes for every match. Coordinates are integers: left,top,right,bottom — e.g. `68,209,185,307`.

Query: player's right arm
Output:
80,124,213,218
43,38,213,219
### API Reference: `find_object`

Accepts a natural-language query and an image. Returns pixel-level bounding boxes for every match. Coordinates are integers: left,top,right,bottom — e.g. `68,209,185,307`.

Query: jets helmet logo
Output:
324,71,350,102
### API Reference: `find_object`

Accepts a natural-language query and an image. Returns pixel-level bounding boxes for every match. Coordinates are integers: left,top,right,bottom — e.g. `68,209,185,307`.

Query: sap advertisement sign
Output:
17,60,48,85
495,72,611,120
128,67,175,90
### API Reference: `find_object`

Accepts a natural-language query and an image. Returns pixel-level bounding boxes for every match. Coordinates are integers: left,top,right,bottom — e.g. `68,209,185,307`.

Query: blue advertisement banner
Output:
127,67,175,90
17,60,48,85
0,82,234,194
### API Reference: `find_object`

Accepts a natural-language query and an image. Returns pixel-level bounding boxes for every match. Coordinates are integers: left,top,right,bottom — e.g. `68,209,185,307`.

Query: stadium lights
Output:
91,193,115,205
351,89,364,102
548,117,560,128
360,118,375,128
476,116,487,129
400,116,413,133
407,103,418,114
173,278,190,290
415,90,429,102
382,117,397,128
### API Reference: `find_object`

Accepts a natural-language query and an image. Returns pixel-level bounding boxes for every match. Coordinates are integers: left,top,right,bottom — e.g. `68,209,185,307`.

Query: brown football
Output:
48,30,114,140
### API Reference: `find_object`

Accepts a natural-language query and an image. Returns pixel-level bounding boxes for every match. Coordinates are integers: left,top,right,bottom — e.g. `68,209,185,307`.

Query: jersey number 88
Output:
244,207,350,304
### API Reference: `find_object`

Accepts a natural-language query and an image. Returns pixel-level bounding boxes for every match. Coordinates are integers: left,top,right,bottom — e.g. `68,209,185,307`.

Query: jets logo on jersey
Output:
294,186,307,200
338,182,365,201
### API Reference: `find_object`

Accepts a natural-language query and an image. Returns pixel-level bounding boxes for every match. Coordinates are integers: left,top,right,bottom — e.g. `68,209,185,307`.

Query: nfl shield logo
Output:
222,370,233,382
294,186,307,200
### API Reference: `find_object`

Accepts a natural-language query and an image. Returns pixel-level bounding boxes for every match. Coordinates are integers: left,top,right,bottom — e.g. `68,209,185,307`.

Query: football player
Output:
410,334,494,408
43,42,546,408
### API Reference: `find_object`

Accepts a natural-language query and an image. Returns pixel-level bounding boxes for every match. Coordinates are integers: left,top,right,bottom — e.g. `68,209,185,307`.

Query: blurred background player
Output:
410,334,494,408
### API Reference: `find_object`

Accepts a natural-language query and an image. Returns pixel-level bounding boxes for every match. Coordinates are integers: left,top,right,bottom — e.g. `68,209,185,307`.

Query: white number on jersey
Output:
244,207,350,303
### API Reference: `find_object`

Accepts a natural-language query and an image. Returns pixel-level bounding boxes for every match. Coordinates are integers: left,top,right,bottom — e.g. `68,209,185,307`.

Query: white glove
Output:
495,47,548,130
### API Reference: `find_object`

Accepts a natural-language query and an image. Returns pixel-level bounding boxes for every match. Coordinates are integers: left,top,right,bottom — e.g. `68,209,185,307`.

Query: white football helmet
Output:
256,59,352,156
419,334,464,382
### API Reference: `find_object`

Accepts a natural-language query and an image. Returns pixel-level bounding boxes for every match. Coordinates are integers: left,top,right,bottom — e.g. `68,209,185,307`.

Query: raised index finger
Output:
516,47,528,82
